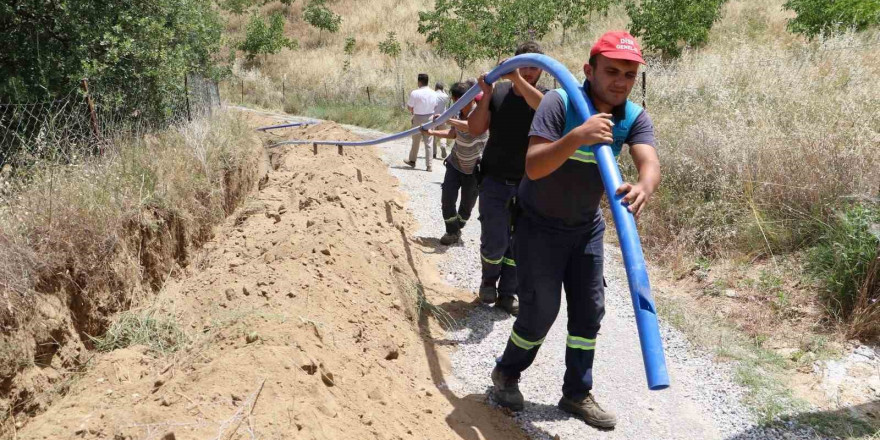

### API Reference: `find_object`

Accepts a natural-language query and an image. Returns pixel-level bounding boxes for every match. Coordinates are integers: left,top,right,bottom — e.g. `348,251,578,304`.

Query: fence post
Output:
184,73,192,122
366,86,371,104
79,78,101,145
642,71,647,109
204,78,213,116
282,80,285,103
241,79,244,104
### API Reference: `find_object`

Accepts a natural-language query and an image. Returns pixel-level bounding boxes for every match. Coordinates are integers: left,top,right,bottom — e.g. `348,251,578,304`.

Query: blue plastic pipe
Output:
274,54,670,390
256,121,316,131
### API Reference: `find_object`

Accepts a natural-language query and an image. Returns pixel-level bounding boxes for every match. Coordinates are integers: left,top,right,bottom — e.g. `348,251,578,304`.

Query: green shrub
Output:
784,0,880,38
626,0,727,58
304,0,342,37
238,12,297,62
807,203,880,322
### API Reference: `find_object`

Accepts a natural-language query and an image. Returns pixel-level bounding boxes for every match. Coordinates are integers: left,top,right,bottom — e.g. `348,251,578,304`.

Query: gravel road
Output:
269,114,823,440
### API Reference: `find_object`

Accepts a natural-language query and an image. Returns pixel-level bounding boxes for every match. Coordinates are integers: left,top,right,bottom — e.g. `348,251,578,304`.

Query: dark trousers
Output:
496,213,606,400
441,161,479,234
479,176,518,297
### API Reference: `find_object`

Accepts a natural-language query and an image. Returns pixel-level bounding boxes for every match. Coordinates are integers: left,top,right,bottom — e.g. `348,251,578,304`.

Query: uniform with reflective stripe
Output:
557,87,643,164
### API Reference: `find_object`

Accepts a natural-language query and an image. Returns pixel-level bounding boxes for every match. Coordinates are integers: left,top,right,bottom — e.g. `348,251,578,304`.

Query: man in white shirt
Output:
405,73,438,171
433,82,450,159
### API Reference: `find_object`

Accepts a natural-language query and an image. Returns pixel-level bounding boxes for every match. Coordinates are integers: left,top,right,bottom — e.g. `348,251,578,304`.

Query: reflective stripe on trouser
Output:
408,114,433,167
495,213,606,400
478,176,518,296
441,162,478,234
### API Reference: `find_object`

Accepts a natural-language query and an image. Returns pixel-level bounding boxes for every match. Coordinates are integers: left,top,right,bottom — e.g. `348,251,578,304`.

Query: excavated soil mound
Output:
13,114,525,440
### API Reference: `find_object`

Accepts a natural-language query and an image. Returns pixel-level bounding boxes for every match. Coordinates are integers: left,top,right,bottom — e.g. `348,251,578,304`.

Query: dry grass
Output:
0,110,258,331
0,109,261,421
636,27,879,258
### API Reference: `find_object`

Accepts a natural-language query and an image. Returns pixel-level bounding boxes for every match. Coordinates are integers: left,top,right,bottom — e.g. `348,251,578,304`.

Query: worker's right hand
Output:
570,113,614,146
478,73,493,96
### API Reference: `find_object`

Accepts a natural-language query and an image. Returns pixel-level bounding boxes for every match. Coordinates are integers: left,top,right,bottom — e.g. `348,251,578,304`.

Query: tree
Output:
238,12,297,62
344,36,357,55
303,0,342,39
219,0,252,15
378,32,405,105
378,31,402,60
626,0,726,58
417,0,557,70
418,0,485,79
555,0,617,44
219,0,297,16
0,0,224,120
495,0,557,53
343,36,356,71
784,0,880,39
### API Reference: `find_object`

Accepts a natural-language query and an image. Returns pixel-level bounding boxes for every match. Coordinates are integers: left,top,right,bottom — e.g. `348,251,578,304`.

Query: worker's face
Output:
518,66,543,85
584,55,639,107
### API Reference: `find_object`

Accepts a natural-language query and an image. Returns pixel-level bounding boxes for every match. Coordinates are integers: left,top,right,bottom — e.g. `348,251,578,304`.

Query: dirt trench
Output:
0,135,264,433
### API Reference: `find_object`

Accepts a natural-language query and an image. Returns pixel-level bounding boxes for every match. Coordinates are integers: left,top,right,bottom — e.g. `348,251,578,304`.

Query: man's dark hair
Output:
515,41,544,56
589,55,598,68
450,81,469,100
418,73,429,86
435,82,445,91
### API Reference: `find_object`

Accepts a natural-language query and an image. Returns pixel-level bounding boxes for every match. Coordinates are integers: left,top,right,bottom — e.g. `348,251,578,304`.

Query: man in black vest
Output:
490,31,660,430
468,41,547,316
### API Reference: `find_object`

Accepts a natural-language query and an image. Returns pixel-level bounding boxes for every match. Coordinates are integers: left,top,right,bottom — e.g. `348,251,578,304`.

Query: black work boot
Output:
479,283,498,304
558,393,617,429
439,231,460,246
491,366,524,411
496,295,519,316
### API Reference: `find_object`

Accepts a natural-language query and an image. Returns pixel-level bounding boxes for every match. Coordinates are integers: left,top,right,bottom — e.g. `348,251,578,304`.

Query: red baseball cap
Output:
590,31,646,65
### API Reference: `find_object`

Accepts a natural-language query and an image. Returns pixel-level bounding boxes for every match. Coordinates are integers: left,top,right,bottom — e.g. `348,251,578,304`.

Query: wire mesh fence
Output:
0,74,221,169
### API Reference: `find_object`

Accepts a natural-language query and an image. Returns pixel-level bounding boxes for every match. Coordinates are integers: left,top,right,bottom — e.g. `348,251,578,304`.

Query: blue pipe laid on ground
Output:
274,54,670,391
256,121,317,131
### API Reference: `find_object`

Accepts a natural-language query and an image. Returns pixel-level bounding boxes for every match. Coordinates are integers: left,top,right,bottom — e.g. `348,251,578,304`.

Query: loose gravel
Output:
296,120,825,440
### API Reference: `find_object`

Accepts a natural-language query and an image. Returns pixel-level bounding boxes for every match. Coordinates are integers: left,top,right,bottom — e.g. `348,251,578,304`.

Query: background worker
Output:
405,73,438,171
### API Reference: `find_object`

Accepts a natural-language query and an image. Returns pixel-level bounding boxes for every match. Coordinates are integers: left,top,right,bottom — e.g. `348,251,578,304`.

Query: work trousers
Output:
496,213,606,400
441,161,479,234
408,114,433,168
478,176,519,297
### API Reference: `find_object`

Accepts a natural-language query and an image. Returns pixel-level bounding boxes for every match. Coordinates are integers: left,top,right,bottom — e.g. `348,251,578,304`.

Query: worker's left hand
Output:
616,182,652,219
501,67,522,82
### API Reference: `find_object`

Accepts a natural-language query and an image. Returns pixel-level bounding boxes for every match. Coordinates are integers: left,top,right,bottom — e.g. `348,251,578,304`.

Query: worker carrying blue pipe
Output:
490,31,665,430
469,41,549,317
270,36,670,408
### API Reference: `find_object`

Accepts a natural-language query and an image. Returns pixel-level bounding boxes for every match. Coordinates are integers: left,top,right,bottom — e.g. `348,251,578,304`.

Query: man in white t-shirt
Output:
433,82,450,159
405,73,438,171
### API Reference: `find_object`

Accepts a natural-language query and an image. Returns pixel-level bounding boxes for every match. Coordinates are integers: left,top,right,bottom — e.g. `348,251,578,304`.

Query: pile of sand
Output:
15,115,525,440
